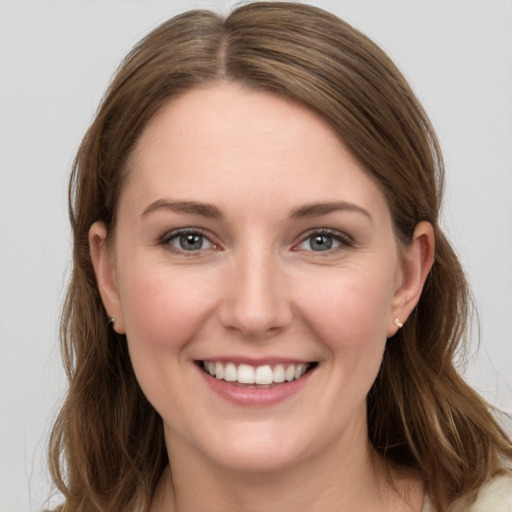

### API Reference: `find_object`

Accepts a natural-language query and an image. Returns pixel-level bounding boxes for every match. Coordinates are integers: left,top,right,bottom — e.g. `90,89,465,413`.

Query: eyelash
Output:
159,228,217,255
159,228,354,255
294,228,354,254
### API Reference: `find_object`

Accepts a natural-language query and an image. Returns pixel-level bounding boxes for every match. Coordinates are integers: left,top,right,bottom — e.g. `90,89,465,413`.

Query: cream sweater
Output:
422,474,512,511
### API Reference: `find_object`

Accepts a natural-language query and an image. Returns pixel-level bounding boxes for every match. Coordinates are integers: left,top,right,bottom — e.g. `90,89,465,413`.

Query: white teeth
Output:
215,362,224,380
273,364,285,383
285,365,295,382
238,364,255,384
255,365,273,385
224,362,237,382
201,361,311,385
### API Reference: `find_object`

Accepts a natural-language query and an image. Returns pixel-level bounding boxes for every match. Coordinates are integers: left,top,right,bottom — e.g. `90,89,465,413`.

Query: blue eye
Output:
297,230,351,252
308,234,337,251
165,230,214,252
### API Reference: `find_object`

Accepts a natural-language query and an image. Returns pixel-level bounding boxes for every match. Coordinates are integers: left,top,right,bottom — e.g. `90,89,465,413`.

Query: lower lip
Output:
198,366,314,407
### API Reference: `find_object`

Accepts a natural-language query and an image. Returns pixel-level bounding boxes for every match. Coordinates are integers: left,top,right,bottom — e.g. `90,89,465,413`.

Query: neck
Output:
149,425,423,512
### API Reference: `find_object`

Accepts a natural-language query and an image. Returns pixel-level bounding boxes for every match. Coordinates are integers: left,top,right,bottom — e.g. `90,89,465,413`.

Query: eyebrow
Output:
289,201,373,223
142,199,223,219
141,199,372,223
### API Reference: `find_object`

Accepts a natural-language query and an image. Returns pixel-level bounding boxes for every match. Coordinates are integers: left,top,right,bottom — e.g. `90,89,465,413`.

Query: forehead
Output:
130,82,346,165
123,82,388,219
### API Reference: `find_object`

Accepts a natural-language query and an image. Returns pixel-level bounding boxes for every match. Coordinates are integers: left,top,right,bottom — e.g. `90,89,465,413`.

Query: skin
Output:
90,82,434,511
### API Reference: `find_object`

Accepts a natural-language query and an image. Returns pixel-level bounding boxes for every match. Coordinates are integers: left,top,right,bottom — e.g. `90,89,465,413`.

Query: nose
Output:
218,249,293,339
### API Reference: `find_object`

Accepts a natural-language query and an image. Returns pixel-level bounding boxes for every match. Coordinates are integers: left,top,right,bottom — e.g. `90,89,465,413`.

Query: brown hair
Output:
49,3,512,511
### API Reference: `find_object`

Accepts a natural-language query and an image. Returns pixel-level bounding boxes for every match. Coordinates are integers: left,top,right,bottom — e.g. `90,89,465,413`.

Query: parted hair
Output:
49,3,512,511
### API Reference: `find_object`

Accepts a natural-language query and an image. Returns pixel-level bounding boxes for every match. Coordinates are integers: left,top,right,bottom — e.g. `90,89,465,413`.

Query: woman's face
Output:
91,82,428,473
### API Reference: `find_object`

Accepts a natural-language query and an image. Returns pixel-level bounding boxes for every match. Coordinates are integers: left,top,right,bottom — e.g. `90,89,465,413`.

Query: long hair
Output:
49,3,512,511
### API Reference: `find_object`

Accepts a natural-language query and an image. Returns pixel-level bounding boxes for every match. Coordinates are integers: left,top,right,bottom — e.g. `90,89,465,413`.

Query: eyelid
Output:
159,227,220,253
158,227,353,254
293,228,354,252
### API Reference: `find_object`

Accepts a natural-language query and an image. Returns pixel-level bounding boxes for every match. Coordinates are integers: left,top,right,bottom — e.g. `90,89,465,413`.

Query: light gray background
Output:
1,1,511,510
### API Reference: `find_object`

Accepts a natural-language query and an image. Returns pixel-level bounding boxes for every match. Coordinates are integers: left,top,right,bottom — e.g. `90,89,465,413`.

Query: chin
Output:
210,446,304,474
196,422,315,473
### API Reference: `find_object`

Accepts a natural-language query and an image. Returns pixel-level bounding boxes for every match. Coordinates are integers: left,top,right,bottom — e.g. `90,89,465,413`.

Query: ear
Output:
89,222,125,334
387,221,435,337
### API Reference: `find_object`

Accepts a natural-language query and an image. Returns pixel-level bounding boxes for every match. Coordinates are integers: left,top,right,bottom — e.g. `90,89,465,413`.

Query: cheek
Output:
297,266,395,347
117,261,218,367
116,263,219,415
293,264,395,404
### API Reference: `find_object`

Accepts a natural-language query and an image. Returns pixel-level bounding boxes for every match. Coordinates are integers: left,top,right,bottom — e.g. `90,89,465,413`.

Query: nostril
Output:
217,265,293,336
219,304,293,339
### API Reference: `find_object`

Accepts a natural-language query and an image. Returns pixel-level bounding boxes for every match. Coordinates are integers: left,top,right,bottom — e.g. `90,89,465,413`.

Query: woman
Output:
49,2,512,511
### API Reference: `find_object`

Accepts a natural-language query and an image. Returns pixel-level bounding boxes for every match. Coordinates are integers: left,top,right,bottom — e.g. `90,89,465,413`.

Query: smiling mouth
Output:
197,361,318,387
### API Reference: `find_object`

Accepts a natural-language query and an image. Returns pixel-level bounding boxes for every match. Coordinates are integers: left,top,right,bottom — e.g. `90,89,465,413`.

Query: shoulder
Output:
422,474,512,512
465,474,512,511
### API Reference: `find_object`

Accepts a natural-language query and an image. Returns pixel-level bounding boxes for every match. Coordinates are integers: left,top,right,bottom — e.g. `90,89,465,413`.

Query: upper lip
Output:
195,356,315,366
